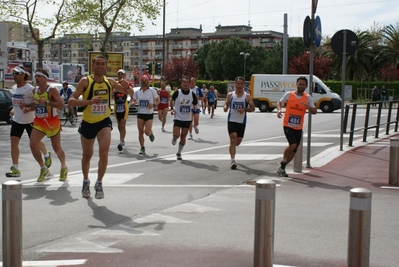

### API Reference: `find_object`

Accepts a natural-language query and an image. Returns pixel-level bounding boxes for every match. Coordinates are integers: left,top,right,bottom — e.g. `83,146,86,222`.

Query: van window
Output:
314,83,326,94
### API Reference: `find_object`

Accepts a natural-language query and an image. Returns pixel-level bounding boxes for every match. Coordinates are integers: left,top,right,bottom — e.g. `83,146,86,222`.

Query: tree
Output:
194,43,213,80
67,0,162,57
379,24,399,81
164,57,199,83
380,63,399,81
288,52,332,79
0,0,76,68
263,37,307,74
323,30,377,81
202,37,253,80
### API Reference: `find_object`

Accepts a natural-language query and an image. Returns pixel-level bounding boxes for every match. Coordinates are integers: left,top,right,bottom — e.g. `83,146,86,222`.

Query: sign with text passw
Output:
88,52,123,77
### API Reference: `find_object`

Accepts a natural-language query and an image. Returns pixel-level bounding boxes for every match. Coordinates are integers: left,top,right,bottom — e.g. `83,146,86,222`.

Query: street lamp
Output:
187,53,197,58
240,52,250,80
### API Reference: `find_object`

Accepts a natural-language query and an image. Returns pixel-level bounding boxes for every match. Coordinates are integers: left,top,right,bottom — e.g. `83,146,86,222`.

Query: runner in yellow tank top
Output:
68,55,133,199
28,68,68,182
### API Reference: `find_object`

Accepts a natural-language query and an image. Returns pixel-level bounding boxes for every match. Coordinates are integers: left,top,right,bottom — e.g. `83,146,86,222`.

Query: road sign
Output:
314,16,322,47
313,0,318,14
331,29,358,55
303,16,312,48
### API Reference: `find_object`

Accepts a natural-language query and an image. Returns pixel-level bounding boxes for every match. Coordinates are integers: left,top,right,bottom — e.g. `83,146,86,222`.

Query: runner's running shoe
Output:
37,168,49,182
277,163,288,177
230,161,237,170
149,131,155,142
95,182,104,199
59,167,68,181
5,166,21,178
117,141,125,152
82,180,90,198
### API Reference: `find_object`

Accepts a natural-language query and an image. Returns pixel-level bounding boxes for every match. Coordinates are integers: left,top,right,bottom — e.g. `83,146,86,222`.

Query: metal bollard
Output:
389,139,399,185
347,188,372,267
254,179,276,267
293,135,303,173
2,180,23,267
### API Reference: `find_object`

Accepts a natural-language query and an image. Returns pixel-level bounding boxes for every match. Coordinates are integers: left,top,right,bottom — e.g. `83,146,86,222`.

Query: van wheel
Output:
320,102,332,113
259,102,269,112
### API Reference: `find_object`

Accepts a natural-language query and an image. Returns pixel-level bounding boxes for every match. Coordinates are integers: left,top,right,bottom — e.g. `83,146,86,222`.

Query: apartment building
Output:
42,24,283,72
3,22,283,72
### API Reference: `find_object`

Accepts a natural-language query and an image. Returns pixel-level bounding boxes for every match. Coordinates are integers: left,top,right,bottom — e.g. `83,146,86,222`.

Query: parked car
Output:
0,88,13,124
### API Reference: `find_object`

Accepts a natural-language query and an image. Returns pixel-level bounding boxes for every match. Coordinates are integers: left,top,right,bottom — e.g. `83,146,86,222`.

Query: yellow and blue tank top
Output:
33,86,57,119
82,75,112,123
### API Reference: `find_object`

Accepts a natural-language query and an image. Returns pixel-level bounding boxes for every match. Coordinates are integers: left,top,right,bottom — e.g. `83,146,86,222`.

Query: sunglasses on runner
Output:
13,72,21,75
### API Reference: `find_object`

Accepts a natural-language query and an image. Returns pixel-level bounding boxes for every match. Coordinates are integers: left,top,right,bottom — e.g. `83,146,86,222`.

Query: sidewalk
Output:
289,133,399,191
33,133,399,267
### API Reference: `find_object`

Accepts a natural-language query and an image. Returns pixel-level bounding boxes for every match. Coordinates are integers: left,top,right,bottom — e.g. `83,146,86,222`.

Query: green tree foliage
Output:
66,0,162,56
194,43,213,80
379,24,399,81
0,0,75,68
196,37,251,80
323,31,378,81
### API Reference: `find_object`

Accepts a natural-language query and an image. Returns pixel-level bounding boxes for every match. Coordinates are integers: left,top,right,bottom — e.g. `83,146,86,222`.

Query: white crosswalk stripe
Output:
241,142,333,147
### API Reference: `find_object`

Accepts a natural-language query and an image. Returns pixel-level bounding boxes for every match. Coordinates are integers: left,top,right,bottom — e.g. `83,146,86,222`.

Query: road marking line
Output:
241,142,332,147
36,238,123,253
135,213,192,224
164,203,221,213
21,173,144,186
0,259,87,266
163,154,281,160
380,186,399,190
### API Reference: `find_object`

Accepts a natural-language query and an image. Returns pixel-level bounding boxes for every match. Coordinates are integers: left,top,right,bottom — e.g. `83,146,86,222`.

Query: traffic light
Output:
146,62,161,75
155,63,161,75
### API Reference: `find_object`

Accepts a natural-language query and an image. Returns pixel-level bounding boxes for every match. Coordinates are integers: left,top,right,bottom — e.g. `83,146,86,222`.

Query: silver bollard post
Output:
2,180,23,267
293,135,303,173
389,138,399,185
347,188,372,267
254,179,276,267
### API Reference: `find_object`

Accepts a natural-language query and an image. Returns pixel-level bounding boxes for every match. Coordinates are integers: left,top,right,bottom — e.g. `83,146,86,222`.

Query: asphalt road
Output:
0,107,397,267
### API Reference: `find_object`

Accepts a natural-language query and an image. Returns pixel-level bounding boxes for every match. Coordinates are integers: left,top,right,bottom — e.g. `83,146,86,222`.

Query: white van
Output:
249,74,342,113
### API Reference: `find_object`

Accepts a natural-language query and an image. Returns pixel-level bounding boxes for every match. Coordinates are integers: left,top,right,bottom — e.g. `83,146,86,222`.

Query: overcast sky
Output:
135,0,398,38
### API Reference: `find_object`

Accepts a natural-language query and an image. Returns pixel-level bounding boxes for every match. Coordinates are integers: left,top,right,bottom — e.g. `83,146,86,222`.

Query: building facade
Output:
42,24,284,72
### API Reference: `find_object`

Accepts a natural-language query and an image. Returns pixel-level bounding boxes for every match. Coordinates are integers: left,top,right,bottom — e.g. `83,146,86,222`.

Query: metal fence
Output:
343,101,399,146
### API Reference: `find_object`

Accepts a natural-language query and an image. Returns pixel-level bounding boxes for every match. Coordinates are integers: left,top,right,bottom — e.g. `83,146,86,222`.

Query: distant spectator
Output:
381,85,387,108
372,86,379,107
